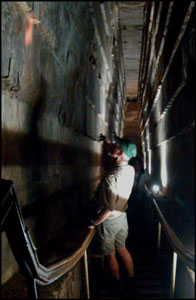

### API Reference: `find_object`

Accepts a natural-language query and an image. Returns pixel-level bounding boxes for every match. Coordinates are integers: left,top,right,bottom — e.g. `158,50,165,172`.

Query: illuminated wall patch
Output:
148,149,151,175
161,142,167,187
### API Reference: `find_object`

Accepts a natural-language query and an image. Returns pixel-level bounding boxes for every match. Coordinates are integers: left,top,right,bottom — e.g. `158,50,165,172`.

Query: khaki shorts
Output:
96,212,128,255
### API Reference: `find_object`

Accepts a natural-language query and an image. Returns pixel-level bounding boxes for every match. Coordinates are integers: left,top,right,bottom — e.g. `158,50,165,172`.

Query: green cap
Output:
114,135,137,159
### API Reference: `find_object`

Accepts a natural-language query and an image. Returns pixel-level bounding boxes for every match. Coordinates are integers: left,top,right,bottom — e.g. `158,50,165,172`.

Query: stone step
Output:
133,277,163,287
134,286,166,295
98,287,166,299
96,273,166,299
134,272,159,280
134,260,157,268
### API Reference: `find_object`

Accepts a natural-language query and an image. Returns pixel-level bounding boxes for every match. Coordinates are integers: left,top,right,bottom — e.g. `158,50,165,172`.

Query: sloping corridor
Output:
1,1,195,299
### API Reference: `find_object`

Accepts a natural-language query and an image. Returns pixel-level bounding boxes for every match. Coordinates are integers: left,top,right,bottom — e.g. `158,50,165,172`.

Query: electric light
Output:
152,184,160,193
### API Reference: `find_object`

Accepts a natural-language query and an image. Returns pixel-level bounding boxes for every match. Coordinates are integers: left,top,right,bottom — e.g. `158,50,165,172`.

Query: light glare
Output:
152,184,160,193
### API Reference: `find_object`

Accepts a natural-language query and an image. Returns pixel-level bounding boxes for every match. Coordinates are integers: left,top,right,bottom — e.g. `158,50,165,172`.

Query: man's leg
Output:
116,247,134,278
106,251,120,280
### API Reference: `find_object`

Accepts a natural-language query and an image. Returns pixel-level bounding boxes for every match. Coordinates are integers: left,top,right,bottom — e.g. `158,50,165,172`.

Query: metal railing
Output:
1,179,95,299
145,183,195,298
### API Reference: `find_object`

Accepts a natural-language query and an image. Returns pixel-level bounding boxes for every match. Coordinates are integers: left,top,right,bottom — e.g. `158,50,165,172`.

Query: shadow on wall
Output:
2,145,100,248
2,70,101,245
2,129,100,167
24,76,52,246
27,76,47,183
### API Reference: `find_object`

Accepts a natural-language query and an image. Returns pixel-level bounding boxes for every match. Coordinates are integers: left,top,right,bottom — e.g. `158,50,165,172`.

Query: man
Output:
129,157,149,192
128,156,150,229
88,133,137,292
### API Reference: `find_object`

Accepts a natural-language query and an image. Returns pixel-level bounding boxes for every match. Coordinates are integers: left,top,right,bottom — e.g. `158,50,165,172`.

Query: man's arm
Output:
88,209,112,228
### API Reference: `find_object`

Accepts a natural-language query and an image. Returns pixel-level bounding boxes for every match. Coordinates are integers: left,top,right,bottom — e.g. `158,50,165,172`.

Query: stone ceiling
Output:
119,1,145,155
119,1,145,101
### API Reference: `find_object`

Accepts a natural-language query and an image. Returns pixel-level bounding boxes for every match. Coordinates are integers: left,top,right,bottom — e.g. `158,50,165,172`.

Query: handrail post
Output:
169,252,178,298
84,250,90,299
157,222,161,256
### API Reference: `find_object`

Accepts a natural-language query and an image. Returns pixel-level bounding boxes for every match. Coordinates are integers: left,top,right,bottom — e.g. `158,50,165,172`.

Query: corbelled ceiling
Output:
119,1,145,156
119,1,145,101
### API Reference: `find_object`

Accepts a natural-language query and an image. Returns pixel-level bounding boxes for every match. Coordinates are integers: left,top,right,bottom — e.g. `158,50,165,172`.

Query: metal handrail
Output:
1,179,95,298
145,184,195,272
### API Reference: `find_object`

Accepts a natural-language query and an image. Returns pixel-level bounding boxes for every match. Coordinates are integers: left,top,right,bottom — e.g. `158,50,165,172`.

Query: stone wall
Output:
139,2,195,207
1,1,126,295
138,3,195,297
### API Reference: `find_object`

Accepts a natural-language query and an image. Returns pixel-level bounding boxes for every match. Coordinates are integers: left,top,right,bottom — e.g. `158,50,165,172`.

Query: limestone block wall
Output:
135,3,195,298
1,1,126,292
138,2,195,242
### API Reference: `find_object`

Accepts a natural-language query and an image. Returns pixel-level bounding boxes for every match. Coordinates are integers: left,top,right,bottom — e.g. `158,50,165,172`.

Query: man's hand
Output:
88,225,95,229
98,133,106,141
88,220,96,229
91,210,112,226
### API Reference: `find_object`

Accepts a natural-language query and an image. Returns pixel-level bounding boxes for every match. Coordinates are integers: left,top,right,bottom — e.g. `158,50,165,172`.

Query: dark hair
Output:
102,143,120,172
129,156,144,173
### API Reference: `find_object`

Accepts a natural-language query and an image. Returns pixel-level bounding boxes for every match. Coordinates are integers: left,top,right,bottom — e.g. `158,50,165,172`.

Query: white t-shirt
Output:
107,162,135,219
